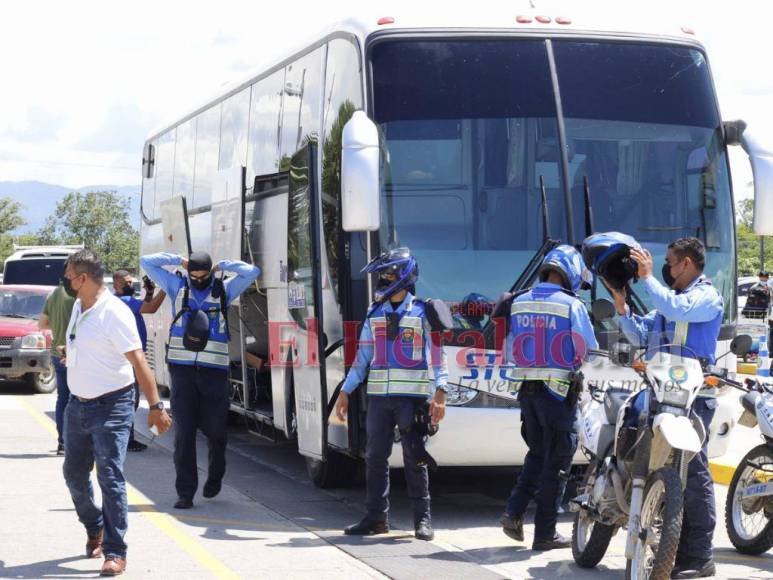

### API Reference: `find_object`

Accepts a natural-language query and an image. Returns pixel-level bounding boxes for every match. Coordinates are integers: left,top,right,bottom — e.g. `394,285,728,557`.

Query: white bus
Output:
139,11,773,487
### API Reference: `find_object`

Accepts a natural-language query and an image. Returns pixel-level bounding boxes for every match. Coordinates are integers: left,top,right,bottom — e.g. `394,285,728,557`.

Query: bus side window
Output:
247,68,284,181
153,130,176,220
279,47,324,169
322,37,365,310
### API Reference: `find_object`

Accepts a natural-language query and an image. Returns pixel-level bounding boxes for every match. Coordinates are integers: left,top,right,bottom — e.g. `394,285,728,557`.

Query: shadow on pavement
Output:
0,556,92,579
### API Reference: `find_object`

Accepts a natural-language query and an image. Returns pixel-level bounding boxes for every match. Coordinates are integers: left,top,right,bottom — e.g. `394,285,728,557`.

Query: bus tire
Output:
306,451,359,489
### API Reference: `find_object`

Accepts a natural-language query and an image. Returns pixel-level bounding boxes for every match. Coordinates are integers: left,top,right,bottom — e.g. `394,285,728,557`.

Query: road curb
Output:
709,460,736,485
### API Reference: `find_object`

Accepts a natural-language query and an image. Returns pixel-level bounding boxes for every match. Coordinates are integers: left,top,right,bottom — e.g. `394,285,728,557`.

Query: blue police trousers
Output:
169,364,230,500
365,395,431,523
677,397,717,562
505,381,578,540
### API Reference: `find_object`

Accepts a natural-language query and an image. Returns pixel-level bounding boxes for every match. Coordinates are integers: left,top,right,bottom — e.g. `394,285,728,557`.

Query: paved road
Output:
1,385,771,579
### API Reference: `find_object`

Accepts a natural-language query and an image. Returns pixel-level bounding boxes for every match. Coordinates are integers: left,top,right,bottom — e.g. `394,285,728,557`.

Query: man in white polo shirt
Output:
61,250,172,577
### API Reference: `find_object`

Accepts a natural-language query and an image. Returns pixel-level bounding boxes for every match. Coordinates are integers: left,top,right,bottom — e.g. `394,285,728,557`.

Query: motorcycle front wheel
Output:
725,443,773,555
625,467,683,580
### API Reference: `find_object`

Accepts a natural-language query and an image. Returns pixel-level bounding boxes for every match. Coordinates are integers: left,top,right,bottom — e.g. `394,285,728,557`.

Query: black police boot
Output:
174,497,194,509
500,512,524,542
344,516,389,536
532,532,571,551
203,478,222,499
670,558,716,579
415,518,434,541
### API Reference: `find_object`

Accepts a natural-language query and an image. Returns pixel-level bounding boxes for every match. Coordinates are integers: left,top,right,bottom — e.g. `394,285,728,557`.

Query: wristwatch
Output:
149,401,165,411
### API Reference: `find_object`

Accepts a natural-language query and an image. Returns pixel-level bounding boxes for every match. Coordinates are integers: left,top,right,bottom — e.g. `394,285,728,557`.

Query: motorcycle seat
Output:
741,391,760,414
604,387,633,424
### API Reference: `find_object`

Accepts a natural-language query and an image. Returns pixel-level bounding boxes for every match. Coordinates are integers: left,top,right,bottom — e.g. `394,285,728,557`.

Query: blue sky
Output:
0,0,768,198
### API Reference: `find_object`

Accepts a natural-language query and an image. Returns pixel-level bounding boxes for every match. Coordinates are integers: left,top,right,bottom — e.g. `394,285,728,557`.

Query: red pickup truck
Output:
0,285,55,392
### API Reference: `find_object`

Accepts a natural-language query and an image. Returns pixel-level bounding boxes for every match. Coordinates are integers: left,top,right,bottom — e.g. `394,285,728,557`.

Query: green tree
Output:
0,197,28,267
735,198,773,275
38,190,139,273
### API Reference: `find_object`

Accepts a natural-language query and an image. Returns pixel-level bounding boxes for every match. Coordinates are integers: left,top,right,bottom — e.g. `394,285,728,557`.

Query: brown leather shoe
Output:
100,556,126,576
86,530,103,559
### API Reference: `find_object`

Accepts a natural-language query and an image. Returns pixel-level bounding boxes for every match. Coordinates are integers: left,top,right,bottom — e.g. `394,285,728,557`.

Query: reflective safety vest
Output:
652,278,723,398
167,282,229,370
367,297,431,397
507,287,582,401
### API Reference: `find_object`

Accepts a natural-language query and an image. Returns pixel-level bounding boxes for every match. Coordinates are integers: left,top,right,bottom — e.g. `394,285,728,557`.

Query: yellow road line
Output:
15,396,241,580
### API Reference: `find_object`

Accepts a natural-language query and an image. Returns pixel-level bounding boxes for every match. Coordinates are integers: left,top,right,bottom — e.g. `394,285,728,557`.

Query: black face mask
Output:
661,263,676,288
190,274,212,291
62,276,78,298
120,284,134,297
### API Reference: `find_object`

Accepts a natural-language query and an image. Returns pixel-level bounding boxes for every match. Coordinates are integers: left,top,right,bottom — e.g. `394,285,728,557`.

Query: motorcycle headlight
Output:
21,334,46,349
659,379,691,407
444,384,479,406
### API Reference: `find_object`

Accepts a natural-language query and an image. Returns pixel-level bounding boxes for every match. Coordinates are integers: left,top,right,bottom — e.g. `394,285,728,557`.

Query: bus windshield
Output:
370,39,735,328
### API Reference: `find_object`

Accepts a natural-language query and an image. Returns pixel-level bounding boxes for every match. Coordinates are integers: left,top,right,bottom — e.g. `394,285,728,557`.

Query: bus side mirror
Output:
725,120,773,235
341,111,380,232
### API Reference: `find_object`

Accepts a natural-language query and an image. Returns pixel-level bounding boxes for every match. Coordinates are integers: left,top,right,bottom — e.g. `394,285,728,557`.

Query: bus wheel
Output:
306,451,359,489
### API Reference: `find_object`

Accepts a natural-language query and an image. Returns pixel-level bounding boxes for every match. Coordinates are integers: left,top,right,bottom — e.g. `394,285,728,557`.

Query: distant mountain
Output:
0,181,141,233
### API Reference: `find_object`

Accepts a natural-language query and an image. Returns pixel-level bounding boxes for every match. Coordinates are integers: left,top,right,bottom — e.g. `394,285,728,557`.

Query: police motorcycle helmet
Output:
362,247,419,303
581,232,641,290
458,292,493,326
538,245,594,294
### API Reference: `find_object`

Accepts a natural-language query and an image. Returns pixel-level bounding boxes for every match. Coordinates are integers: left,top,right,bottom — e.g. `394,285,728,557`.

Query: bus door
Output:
286,143,328,460
155,197,192,388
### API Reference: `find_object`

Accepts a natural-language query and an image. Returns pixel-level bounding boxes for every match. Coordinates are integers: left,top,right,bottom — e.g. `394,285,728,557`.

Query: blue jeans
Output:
53,357,70,445
63,386,134,558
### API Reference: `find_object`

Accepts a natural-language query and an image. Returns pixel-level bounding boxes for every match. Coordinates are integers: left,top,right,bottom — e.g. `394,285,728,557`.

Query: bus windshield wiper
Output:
1,313,31,319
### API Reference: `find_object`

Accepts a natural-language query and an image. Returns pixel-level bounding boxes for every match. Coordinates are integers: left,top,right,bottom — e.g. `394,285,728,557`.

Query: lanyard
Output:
69,309,93,341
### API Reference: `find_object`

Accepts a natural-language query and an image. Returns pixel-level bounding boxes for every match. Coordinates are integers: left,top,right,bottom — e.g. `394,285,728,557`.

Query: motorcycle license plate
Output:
743,480,773,499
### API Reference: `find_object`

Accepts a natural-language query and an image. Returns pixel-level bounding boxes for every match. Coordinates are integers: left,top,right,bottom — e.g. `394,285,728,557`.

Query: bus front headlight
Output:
444,384,479,406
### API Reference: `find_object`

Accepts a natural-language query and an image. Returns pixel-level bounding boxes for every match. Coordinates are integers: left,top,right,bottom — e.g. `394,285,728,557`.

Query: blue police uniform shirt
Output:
504,283,599,367
617,274,723,364
119,295,147,351
140,253,260,314
505,282,598,400
341,293,448,395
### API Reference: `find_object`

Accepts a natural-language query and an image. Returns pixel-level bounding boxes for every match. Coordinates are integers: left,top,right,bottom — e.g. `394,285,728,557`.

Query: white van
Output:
3,245,83,287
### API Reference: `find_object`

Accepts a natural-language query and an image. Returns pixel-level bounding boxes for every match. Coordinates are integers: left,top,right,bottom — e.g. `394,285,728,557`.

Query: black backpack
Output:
169,277,229,353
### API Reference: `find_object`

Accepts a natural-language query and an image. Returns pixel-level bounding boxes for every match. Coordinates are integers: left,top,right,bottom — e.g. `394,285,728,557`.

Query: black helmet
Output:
582,232,641,290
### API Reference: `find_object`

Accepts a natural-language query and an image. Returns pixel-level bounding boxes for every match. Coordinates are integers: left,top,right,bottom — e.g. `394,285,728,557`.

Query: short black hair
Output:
65,249,105,282
668,237,706,271
759,271,769,278
113,269,131,280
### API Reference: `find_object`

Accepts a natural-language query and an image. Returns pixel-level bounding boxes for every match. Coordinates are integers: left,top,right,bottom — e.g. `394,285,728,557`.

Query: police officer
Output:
334,248,449,541
609,238,722,579
140,251,260,509
500,245,598,551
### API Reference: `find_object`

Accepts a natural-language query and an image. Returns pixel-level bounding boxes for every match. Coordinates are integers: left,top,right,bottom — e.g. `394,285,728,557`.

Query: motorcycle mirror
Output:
591,298,616,322
730,334,753,357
